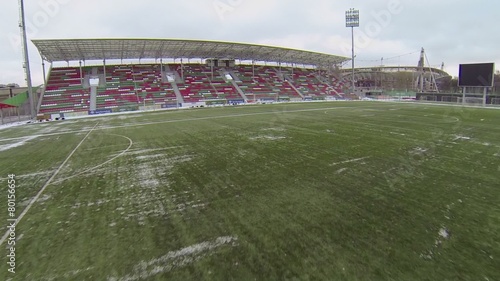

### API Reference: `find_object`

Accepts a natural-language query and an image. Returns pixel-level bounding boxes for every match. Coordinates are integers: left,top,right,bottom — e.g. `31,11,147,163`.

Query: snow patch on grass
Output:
137,162,161,188
65,153,196,222
42,266,95,280
107,236,238,281
18,194,52,207
330,156,370,166
438,227,450,239
111,147,183,157
136,154,165,160
390,132,406,136
0,121,28,131
71,199,114,209
141,178,161,188
262,127,286,132
420,226,451,260
0,170,54,181
163,155,193,164
38,125,61,135
410,147,428,155
453,135,471,141
336,168,348,174
250,135,287,141
37,194,52,203
117,153,196,223
175,200,206,212
0,135,38,152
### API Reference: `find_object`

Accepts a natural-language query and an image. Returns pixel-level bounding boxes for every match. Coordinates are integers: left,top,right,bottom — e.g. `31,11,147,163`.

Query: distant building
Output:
0,83,20,89
0,85,27,101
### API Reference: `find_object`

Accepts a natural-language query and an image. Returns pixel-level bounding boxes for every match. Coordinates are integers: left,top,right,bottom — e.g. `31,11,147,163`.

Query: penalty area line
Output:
0,122,99,246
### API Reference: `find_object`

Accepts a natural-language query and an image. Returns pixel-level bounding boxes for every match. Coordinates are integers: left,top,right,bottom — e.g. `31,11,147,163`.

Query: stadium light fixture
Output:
18,0,35,118
346,8,359,94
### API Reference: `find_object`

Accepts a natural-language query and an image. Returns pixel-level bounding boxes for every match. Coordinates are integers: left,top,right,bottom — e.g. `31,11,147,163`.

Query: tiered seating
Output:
330,75,347,95
41,64,180,114
260,67,301,99
40,63,350,114
130,65,177,104
208,70,242,101
40,67,88,114
174,64,214,102
232,65,277,101
285,69,333,98
318,70,345,98
173,64,240,103
99,64,178,108
96,65,137,109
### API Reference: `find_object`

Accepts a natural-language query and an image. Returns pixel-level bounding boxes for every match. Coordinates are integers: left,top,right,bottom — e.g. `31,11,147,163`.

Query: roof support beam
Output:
32,39,350,67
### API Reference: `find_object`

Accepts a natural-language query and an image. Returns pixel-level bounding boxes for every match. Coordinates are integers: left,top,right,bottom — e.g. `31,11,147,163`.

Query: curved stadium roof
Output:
32,38,349,67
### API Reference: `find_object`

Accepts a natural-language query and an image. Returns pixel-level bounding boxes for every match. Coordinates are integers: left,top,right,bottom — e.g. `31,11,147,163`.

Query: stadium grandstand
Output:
32,38,354,117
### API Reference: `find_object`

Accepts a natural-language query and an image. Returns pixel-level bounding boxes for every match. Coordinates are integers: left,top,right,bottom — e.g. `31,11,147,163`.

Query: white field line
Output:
52,134,133,185
0,123,99,247
0,106,361,142
331,156,370,166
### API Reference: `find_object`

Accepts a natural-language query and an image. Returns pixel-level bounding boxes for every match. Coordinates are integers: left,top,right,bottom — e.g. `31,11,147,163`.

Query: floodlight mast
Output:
346,8,359,94
19,0,35,119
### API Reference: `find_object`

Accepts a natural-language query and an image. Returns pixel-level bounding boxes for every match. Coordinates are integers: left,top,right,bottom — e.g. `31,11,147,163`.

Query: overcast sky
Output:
1,0,498,86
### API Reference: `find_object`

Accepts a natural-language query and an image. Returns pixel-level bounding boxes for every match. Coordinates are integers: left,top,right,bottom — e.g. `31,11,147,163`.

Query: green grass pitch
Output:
0,101,499,280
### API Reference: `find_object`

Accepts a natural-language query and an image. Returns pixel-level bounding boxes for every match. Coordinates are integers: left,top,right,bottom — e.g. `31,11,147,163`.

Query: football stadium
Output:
1,2,499,281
